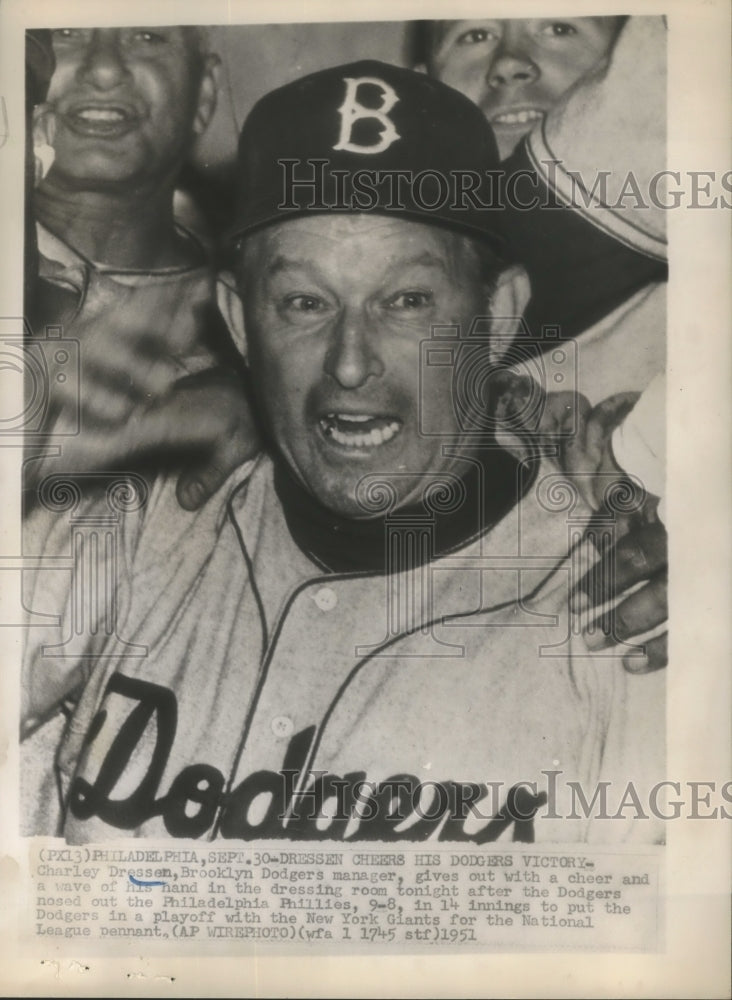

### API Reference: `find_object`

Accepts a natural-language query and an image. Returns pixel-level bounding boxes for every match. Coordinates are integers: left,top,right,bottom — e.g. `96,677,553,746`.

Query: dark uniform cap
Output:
230,59,505,251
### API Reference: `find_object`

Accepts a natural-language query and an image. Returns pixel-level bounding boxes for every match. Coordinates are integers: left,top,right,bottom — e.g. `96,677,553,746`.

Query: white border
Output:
1,1,730,996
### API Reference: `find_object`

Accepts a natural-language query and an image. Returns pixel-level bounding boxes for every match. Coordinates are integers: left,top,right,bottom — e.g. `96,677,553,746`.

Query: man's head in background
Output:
24,30,78,325
40,26,219,196
415,17,626,160
25,31,55,277
225,61,530,518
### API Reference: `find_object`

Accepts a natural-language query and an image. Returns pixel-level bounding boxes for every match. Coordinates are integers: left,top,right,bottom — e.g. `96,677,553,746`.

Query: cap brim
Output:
226,204,507,257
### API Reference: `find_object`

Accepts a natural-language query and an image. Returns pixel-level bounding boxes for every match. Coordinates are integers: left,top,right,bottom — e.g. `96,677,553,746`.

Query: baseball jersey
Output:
22,450,665,845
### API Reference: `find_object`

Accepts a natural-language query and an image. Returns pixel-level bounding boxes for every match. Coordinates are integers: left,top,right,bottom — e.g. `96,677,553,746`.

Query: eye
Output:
52,28,83,41
386,290,433,310
130,30,166,44
284,294,325,313
456,27,498,46
540,22,578,38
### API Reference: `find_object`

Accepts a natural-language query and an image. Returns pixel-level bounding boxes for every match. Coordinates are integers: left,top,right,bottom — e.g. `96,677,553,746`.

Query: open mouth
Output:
64,104,139,136
319,413,402,450
491,108,545,128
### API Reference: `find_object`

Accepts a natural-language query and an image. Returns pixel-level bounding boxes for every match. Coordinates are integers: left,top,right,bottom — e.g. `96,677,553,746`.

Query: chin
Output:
50,163,141,190
496,135,527,161
314,488,369,520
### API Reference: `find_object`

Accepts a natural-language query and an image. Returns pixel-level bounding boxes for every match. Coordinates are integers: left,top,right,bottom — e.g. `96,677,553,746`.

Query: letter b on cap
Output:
334,76,400,154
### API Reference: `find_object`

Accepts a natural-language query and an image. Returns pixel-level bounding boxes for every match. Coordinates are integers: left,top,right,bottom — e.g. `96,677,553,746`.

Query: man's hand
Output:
572,518,668,673
26,367,261,507
548,389,668,673
173,370,262,510
42,273,213,425
495,377,668,672
26,270,261,508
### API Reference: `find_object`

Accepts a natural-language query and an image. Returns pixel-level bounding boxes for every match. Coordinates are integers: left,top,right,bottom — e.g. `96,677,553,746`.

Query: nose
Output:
76,30,130,91
487,40,539,88
323,311,385,389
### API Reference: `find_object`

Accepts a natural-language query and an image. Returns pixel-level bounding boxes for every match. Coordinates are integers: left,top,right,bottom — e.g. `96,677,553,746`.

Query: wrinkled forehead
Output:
236,213,487,281
243,212,460,247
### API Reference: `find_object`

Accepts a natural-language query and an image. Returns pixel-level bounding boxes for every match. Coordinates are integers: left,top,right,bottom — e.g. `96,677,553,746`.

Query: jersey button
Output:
313,586,338,611
271,716,294,738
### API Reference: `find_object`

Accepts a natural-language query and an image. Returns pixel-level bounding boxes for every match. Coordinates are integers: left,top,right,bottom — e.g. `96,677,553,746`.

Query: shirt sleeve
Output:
611,373,666,520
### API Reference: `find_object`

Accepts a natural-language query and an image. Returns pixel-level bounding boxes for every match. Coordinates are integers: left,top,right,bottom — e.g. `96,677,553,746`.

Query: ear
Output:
485,264,532,364
216,277,247,360
32,103,56,185
193,54,221,136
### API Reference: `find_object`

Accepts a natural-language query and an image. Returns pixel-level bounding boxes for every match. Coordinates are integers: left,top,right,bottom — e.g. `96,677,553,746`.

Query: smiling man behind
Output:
417,17,625,161
24,25,258,502
36,25,218,268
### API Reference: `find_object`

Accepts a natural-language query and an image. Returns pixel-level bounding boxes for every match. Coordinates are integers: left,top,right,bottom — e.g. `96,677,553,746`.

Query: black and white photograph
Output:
0,0,729,996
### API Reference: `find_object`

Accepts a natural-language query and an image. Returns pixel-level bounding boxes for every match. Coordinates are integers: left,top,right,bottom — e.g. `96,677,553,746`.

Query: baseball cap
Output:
229,60,505,252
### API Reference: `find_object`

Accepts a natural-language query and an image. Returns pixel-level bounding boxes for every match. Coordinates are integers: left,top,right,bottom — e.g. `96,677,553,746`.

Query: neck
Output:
35,173,198,270
274,447,528,575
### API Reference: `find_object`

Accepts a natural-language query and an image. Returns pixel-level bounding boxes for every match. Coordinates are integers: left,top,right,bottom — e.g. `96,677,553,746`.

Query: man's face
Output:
239,215,492,519
429,17,621,160
45,27,216,191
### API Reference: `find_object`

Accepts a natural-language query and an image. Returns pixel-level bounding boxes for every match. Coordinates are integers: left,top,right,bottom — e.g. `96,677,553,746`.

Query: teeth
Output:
494,109,544,125
77,108,126,122
321,415,401,449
